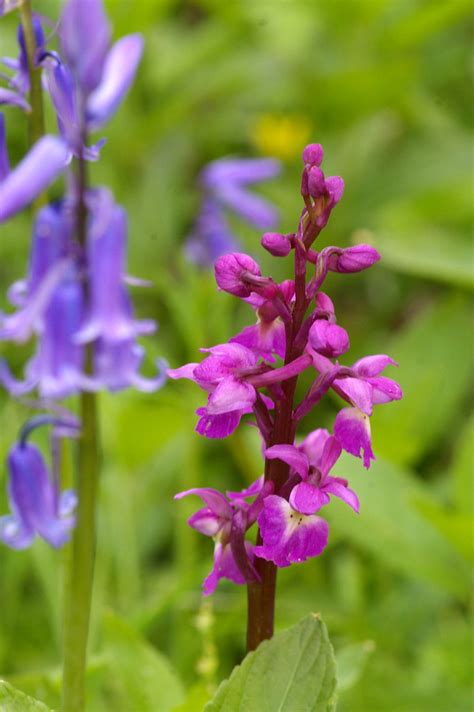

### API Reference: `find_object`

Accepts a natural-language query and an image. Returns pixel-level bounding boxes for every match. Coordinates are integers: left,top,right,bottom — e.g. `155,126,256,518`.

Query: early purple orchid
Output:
230,280,294,363
311,351,402,468
172,141,403,620
168,343,260,438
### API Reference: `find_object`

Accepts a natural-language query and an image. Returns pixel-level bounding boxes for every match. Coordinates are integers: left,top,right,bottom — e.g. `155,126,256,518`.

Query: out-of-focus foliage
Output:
0,0,472,710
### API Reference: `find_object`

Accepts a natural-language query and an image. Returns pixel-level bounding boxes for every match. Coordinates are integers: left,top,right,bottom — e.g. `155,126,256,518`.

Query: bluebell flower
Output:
0,442,77,549
0,117,68,223
186,157,281,266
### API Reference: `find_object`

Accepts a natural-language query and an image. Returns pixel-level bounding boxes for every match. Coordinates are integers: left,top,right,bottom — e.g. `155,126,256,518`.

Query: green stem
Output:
61,150,100,712
19,0,45,146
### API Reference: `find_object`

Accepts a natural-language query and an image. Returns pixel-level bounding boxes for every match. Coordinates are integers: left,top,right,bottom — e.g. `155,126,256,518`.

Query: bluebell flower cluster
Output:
0,0,164,549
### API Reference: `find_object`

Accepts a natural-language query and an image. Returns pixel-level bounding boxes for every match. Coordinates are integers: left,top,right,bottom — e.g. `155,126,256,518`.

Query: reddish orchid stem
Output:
246,223,315,651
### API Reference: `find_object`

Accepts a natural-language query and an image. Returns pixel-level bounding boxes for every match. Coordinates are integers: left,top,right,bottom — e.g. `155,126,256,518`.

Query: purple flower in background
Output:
0,0,22,16
0,202,71,342
0,16,45,104
0,442,76,549
75,201,155,343
0,126,68,223
186,157,281,265
185,198,239,266
44,0,143,160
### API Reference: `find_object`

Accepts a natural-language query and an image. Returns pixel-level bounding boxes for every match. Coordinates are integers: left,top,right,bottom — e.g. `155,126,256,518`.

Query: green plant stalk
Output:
19,0,46,146
61,149,100,712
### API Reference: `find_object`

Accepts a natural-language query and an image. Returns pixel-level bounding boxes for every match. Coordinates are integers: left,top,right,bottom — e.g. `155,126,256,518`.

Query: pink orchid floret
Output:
230,280,294,363
311,352,403,468
175,480,265,594
266,429,360,515
254,495,329,567
167,343,259,438
253,429,358,567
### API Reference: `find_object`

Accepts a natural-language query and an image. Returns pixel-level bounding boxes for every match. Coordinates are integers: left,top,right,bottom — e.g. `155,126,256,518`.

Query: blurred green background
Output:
0,0,472,710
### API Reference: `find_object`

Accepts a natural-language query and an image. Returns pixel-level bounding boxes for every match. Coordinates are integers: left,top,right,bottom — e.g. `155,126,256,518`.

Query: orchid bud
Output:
261,231,292,257
308,319,349,357
302,143,324,167
328,244,381,273
214,252,261,297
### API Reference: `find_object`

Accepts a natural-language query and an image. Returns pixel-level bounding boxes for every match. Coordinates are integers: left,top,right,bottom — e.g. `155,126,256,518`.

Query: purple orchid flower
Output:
0,442,77,550
265,429,359,515
0,127,68,223
230,280,294,363
253,495,329,567
311,352,403,468
214,252,278,299
168,343,259,438
300,143,344,229
175,481,264,594
186,157,280,266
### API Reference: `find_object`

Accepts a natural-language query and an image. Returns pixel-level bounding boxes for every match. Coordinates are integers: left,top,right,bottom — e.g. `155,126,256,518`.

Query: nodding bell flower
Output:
44,0,143,160
0,16,45,105
0,117,68,224
0,438,77,550
186,157,281,265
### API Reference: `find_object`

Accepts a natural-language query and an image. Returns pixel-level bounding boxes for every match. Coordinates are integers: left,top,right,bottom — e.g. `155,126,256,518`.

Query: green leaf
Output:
172,684,211,711
375,227,473,289
99,611,185,712
0,681,52,711
371,295,473,466
452,415,474,516
336,641,375,692
205,614,337,712
328,455,470,598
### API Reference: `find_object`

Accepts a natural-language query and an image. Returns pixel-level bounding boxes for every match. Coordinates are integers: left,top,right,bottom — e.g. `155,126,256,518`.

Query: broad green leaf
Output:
452,415,474,516
336,641,375,692
413,498,474,563
0,681,52,711
205,615,337,712
173,684,211,711
371,295,472,465
328,454,470,599
375,227,473,289
99,611,185,712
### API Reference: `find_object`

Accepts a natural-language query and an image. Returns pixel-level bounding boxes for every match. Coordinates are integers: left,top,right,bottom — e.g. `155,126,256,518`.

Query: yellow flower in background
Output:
251,114,312,161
